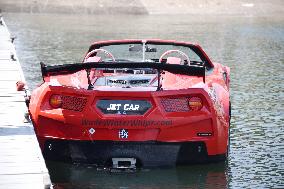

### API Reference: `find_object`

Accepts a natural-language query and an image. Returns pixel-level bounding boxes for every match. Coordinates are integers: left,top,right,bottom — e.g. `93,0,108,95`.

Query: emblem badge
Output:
119,129,128,139
89,128,95,135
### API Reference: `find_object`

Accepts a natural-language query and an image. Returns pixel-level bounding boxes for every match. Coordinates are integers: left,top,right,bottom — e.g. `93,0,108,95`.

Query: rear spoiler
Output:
41,61,205,77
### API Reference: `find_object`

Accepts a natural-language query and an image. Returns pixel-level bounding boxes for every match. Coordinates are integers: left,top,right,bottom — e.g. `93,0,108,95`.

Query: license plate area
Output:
96,99,152,115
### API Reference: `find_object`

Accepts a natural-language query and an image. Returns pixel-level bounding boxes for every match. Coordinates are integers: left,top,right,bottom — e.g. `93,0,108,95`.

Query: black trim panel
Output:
43,140,226,167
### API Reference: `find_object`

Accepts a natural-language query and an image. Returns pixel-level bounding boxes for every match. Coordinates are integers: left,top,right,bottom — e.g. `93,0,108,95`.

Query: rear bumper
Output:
43,139,226,167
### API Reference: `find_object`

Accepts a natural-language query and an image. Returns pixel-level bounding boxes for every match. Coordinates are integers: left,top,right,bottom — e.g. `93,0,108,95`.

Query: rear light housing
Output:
161,96,203,112
49,94,87,112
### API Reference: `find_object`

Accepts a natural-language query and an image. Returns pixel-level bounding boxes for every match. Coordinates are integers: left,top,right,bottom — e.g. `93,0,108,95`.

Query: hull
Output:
43,139,225,167
29,39,230,167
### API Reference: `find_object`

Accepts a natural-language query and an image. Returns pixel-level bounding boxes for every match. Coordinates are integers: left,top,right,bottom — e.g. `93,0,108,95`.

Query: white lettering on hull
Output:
106,104,140,111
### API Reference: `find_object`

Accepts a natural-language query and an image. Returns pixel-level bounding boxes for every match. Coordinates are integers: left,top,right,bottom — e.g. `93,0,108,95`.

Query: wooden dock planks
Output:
0,16,51,189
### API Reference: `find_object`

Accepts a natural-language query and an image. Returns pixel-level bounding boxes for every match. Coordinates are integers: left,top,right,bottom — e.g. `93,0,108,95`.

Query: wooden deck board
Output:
0,61,20,71
0,175,49,189
0,70,22,81
0,17,51,188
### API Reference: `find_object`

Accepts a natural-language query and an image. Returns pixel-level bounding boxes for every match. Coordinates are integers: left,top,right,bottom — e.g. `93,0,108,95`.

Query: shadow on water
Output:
46,161,228,189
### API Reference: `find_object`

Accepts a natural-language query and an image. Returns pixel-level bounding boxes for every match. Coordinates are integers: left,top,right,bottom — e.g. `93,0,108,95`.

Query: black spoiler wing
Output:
40,61,206,82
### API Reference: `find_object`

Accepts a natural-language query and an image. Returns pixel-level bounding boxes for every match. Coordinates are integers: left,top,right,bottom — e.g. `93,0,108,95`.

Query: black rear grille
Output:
61,95,87,112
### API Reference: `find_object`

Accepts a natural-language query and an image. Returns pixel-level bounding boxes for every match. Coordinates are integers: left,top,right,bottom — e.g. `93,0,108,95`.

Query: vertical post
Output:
142,40,146,62
157,69,161,91
203,62,206,83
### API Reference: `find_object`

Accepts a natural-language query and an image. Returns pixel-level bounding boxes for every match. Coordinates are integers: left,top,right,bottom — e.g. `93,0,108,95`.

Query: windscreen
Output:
97,43,203,64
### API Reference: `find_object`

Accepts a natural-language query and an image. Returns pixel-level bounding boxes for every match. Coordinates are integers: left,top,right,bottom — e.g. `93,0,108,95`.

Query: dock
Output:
0,16,51,189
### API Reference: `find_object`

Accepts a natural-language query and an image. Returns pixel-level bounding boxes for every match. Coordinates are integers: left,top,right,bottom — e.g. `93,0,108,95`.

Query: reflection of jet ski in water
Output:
47,161,227,189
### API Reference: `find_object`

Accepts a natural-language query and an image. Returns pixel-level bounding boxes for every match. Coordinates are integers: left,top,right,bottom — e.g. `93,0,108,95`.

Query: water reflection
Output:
46,161,228,189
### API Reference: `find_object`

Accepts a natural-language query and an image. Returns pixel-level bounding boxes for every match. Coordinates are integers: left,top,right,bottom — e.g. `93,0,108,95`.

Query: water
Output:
5,13,284,188
46,161,228,189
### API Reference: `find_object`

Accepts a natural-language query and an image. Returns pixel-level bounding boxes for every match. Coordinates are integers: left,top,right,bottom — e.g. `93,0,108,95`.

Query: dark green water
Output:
5,13,284,188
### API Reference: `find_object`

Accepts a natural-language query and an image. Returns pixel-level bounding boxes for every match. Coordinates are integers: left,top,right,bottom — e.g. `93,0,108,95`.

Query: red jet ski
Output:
29,39,231,168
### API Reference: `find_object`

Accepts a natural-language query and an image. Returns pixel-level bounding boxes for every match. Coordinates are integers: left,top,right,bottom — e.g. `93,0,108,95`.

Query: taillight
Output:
49,94,62,108
188,97,203,111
